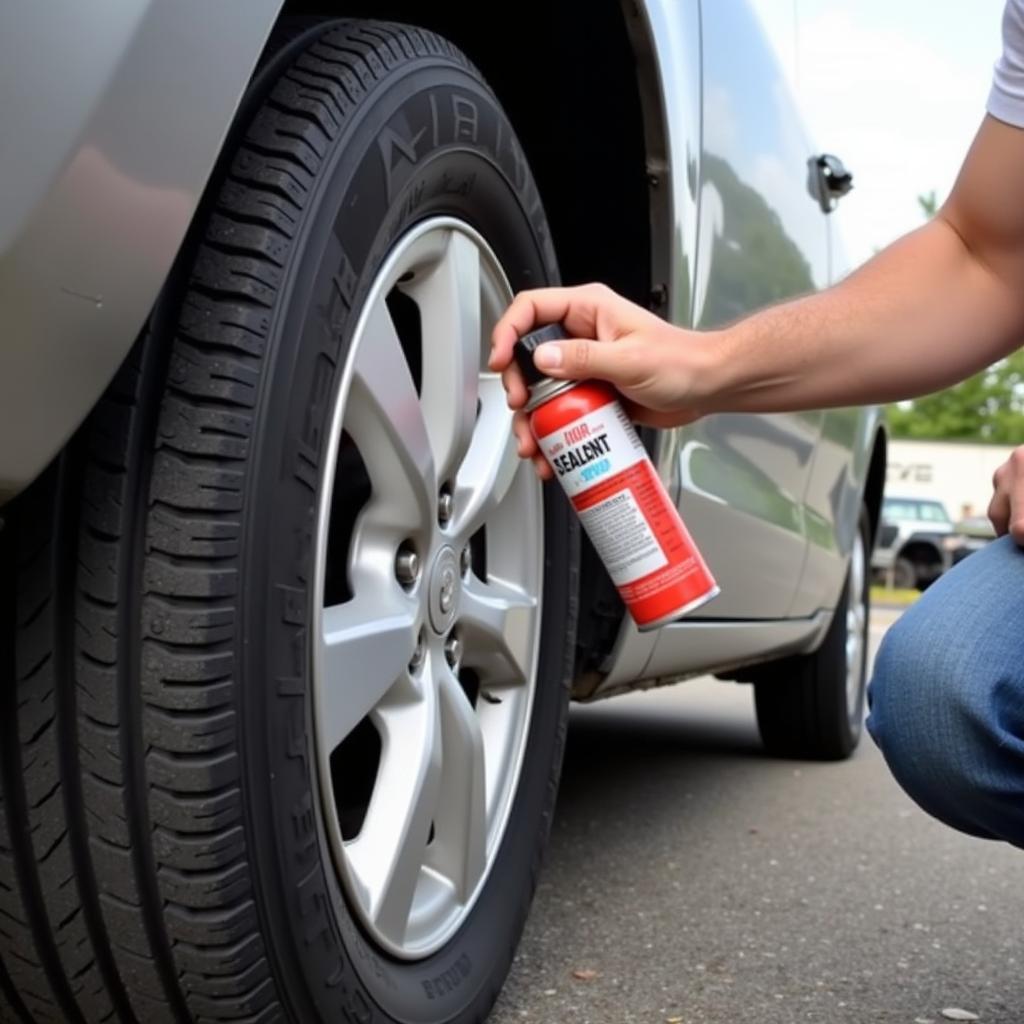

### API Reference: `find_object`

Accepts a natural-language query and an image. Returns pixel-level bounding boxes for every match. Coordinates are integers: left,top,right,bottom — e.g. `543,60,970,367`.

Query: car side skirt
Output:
578,611,833,701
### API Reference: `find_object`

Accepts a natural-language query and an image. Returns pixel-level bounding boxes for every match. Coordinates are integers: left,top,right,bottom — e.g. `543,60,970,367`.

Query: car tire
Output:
752,507,870,761
893,556,915,589
0,20,578,1024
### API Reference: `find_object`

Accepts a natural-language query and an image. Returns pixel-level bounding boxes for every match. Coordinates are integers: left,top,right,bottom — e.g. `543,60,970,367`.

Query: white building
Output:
885,438,1014,521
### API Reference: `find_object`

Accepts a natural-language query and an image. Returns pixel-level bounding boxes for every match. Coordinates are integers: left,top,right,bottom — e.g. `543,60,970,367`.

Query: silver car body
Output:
0,0,882,689
0,0,280,505
593,0,882,695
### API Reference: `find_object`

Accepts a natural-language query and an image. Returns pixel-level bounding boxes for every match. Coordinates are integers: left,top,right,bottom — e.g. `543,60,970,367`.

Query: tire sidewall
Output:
238,39,574,1024
893,556,916,590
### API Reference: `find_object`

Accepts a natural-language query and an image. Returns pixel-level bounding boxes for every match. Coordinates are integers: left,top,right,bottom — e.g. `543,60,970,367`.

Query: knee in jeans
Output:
869,612,993,801
869,615,929,741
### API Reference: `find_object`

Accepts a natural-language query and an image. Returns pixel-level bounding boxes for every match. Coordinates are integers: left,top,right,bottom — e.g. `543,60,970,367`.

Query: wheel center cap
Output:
428,546,460,633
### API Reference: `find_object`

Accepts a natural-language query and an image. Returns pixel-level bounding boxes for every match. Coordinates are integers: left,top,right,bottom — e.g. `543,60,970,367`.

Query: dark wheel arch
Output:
861,427,887,549
897,538,945,588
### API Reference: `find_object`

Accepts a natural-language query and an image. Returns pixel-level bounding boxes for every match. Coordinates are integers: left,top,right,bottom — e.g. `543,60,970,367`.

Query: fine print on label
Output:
537,399,718,628
576,489,667,586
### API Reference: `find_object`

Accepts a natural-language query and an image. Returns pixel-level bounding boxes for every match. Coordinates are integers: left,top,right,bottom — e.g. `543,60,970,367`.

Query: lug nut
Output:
444,633,463,671
438,487,453,527
460,545,472,578
409,630,426,673
395,546,420,587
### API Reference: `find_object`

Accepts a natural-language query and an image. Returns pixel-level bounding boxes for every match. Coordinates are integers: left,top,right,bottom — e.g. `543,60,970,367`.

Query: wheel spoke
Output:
345,674,442,943
427,668,487,901
406,229,482,484
451,379,519,539
318,594,419,752
845,533,868,708
347,297,436,533
850,604,867,634
848,539,865,607
459,574,537,687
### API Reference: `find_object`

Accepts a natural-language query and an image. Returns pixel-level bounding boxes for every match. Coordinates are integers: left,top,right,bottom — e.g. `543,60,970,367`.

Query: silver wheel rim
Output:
311,218,544,960
845,530,868,715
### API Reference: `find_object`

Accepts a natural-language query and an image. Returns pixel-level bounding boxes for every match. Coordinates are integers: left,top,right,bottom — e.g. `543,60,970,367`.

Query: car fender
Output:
786,405,886,618
0,0,283,504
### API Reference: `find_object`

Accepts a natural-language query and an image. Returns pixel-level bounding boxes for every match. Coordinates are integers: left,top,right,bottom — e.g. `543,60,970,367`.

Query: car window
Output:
917,502,951,523
883,499,952,523
883,499,920,520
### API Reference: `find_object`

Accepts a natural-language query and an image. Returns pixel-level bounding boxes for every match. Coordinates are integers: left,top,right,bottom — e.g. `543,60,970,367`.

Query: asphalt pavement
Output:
489,608,1024,1024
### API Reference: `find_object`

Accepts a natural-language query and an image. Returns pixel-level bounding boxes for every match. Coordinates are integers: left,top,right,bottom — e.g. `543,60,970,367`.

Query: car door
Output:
665,0,831,619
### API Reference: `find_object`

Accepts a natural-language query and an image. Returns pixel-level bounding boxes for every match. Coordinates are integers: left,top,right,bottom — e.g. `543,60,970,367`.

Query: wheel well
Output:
862,428,887,548
277,1,655,306
898,540,943,568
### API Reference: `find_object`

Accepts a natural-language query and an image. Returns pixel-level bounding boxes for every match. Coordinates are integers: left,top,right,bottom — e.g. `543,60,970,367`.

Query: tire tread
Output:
0,19,523,1023
0,467,143,1024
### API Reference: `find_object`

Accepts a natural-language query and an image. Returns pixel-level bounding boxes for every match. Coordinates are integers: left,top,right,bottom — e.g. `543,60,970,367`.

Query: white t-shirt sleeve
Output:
988,0,1024,127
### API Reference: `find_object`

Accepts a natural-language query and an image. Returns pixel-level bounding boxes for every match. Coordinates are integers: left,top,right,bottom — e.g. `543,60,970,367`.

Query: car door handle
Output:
807,153,853,213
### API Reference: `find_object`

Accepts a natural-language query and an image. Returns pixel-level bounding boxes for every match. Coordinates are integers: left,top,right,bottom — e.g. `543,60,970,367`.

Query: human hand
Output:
488,284,714,477
988,447,1024,544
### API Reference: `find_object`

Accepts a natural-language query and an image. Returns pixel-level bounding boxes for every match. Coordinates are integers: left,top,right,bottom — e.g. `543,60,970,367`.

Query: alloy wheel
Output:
311,218,544,959
845,529,868,716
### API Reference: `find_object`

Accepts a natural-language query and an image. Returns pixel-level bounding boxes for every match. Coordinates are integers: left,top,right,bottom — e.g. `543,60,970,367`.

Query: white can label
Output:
537,400,668,586
537,400,645,498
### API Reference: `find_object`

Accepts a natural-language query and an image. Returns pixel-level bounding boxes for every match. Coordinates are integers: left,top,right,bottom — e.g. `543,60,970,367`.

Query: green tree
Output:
886,191,1024,442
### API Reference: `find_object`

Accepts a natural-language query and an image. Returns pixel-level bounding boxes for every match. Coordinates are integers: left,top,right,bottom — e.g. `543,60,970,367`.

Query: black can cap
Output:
513,323,568,386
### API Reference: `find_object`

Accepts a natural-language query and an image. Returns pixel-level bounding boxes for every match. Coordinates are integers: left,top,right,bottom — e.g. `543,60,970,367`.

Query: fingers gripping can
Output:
514,324,719,630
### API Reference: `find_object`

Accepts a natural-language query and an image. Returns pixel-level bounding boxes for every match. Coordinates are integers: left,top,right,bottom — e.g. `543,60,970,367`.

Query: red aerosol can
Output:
515,323,719,630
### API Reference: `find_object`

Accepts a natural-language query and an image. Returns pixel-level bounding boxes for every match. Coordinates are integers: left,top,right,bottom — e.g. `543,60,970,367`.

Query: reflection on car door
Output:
668,0,830,619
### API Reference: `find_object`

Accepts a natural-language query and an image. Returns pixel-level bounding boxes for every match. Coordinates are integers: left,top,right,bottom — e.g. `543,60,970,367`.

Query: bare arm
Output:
492,115,1024,437
704,115,1024,411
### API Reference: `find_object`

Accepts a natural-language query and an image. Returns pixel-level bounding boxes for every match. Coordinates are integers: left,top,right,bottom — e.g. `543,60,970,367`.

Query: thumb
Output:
533,337,641,386
1010,483,1024,547
988,488,1009,537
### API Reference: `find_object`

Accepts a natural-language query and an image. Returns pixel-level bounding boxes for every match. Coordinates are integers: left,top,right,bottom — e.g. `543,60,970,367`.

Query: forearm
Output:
701,215,1024,414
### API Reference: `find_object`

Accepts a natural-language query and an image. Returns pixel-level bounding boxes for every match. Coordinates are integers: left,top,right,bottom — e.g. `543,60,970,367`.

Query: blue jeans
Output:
868,534,1024,849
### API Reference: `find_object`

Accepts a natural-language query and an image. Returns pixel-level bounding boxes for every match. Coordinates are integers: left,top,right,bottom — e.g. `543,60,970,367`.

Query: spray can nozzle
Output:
512,323,567,386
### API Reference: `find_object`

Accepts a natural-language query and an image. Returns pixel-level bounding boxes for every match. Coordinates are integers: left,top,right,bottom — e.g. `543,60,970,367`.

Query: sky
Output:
748,0,1005,268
